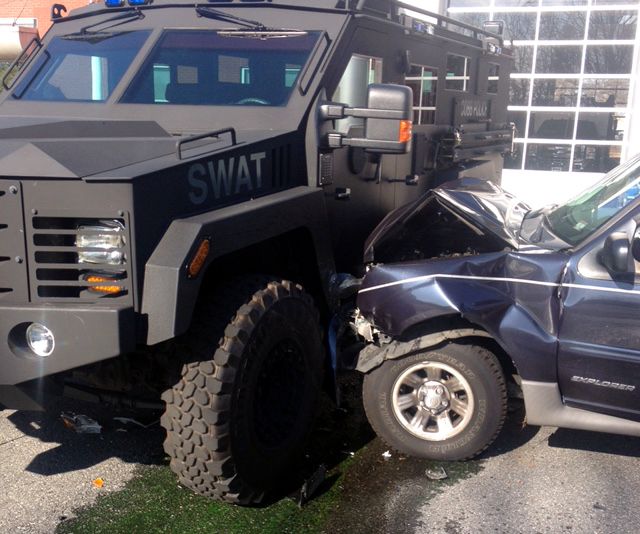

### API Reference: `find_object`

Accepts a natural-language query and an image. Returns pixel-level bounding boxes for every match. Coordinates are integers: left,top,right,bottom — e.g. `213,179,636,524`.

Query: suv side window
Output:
332,54,383,133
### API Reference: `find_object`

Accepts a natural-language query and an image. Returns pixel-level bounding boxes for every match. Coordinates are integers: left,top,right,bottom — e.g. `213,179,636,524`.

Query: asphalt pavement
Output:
0,398,163,533
417,422,640,534
1,396,639,533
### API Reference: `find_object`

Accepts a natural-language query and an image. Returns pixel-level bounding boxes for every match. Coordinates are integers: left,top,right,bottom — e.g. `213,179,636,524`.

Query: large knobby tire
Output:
362,342,506,461
160,277,323,505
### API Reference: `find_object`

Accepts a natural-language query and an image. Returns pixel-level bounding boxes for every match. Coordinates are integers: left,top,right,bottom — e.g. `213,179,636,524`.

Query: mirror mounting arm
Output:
319,102,408,121
323,132,407,153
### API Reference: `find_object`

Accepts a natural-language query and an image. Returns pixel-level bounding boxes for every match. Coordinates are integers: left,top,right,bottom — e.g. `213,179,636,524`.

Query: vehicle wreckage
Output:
355,158,640,459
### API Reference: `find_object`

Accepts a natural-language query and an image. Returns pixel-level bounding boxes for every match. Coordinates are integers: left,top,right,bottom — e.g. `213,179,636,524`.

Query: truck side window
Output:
445,53,470,92
332,54,383,133
405,64,438,125
487,63,500,94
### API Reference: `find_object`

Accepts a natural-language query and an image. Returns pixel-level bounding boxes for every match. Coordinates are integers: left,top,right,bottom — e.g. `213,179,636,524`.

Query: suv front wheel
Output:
362,342,507,460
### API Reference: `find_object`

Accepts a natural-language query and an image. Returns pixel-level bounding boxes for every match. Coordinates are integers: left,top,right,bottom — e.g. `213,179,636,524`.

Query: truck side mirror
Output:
600,232,631,273
319,84,413,154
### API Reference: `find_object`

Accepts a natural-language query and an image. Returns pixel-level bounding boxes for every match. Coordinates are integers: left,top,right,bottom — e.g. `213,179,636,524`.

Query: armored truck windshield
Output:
12,29,321,107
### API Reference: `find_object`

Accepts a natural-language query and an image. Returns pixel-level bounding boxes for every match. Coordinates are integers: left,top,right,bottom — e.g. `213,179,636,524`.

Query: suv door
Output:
557,208,640,421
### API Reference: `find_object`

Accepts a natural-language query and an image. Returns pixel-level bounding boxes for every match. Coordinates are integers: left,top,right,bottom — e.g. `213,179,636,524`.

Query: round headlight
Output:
26,323,55,357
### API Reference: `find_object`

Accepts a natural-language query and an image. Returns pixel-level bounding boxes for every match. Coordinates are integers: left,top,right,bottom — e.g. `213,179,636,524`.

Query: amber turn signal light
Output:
399,120,413,144
188,238,211,279
84,274,125,294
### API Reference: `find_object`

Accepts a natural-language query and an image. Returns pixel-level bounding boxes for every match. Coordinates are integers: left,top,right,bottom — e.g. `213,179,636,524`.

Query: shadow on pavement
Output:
7,396,166,476
479,401,541,460
548,427,640,458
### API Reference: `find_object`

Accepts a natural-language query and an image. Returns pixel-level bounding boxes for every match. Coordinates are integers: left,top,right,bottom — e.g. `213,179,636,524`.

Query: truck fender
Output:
355,328,492,373
141,186,334,345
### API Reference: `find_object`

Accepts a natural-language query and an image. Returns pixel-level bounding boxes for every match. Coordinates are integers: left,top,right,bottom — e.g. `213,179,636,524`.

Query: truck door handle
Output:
335,187,351,200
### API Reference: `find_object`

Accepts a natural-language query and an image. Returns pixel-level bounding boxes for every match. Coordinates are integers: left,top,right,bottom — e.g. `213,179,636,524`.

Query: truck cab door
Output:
557,210,640,421
324,52,387,271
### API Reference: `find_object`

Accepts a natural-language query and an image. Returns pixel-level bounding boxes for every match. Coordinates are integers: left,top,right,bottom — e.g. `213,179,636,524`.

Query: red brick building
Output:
0,1,90,60
1,0,90,34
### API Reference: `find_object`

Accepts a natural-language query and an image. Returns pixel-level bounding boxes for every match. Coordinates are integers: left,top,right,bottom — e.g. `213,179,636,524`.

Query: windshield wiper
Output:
196,6,267,30
195,6,306,38
61,9,144,40
61,31,124,43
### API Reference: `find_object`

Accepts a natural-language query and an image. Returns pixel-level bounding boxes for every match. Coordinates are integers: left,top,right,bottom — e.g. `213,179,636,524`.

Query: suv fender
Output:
355,328,492,373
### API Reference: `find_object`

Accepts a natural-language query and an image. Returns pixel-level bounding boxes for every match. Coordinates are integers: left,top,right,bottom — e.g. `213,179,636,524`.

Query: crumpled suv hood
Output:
364,178,532,263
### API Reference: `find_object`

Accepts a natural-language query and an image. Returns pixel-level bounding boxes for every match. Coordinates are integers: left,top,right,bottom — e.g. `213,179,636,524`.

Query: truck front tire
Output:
160,277,323,504
362,342,506,461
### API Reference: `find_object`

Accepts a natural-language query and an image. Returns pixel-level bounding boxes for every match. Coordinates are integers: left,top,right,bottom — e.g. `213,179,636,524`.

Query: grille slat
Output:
32,229,119,236
33,262,128,271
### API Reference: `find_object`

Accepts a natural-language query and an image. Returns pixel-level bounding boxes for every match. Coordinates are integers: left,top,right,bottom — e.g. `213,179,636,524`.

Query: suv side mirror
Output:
600,232,631,273
319,84,413,154
633,236,640,263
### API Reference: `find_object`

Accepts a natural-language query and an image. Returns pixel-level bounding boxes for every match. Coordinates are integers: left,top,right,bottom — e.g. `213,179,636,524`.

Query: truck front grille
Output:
31,216,131,302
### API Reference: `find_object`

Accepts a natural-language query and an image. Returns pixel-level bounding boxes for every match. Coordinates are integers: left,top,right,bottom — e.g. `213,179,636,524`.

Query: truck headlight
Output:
26,323,55,357
76,220,126,265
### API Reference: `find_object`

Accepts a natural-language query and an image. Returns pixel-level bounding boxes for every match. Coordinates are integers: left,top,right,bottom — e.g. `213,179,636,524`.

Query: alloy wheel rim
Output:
391,361,474,442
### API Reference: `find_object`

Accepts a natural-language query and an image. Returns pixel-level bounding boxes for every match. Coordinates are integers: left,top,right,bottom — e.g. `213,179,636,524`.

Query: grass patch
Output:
56,375,488,534
57,457,355,534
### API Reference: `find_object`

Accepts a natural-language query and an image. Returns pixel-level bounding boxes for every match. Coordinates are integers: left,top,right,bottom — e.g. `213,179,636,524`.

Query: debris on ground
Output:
60,413,102,434
425,466,448,481
382,450,392,460
297,464,327,507
92,478,105,489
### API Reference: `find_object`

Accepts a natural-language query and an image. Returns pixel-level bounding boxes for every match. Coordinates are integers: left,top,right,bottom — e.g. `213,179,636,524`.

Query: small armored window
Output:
405,65,438,125
487,63,499,94
332,54,383,133
445,54,470,92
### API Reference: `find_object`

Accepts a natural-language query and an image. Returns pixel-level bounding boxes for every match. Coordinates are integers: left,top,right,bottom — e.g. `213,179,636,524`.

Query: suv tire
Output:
362,342,506,460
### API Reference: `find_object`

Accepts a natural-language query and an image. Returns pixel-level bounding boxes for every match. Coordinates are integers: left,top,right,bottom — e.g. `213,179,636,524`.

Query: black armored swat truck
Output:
0,0,512,503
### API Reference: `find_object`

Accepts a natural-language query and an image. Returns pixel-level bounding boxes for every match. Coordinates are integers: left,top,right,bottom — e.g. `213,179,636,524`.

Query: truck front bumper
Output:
0,304,135,387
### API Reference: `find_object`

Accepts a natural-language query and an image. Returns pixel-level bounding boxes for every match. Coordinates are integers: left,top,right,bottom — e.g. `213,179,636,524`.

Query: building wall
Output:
0,0,90,35
446,0,640,207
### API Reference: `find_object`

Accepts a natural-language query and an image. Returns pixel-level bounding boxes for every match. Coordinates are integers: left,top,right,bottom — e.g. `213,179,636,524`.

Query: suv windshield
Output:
546,155,640,245
11,31,151,102
121,30,320,106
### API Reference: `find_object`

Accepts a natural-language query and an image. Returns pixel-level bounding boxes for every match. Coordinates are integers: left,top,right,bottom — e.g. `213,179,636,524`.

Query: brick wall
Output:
1,1,91,34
